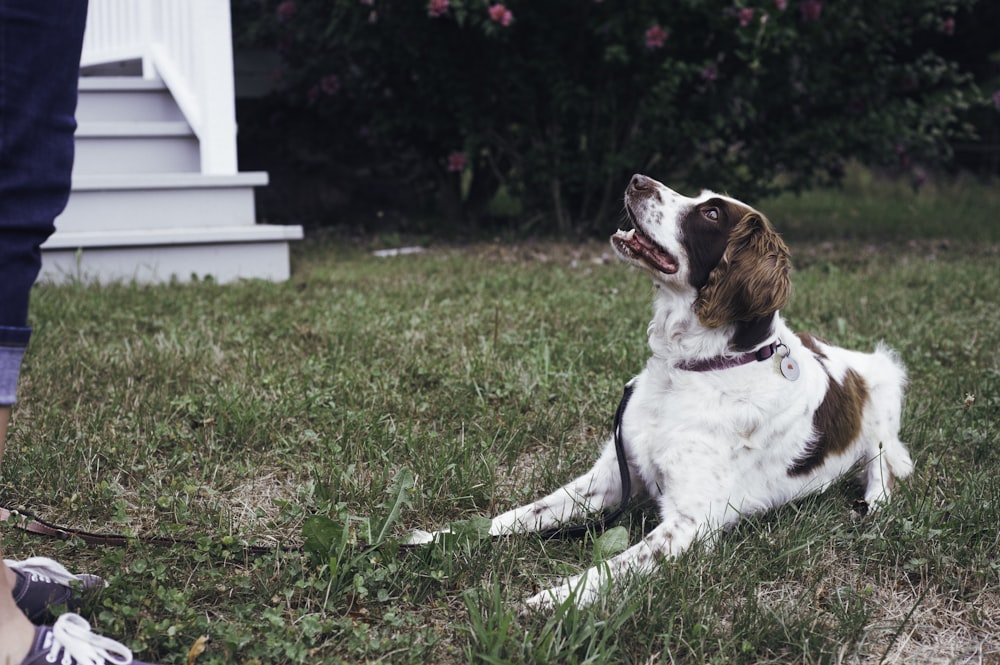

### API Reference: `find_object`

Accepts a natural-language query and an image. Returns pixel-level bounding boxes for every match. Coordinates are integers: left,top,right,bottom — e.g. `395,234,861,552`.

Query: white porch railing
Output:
80,0,239,175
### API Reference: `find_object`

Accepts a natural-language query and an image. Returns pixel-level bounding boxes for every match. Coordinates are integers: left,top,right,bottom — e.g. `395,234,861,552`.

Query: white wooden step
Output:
77,77,185,122
43,223,302,249
40,225,304,284
74,120,200,174
59,172,269,232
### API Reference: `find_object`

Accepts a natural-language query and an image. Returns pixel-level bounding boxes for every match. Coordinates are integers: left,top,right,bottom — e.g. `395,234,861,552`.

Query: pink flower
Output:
799,0,822,22
774,0,787,10
320,75,340,96
488,4,513,26
428,0,449,17
992,90,1000,110
738,8,755,27
700,64,719,81
644,24,668,50
941,17,955,35
446,152,467,172
276,0,296,21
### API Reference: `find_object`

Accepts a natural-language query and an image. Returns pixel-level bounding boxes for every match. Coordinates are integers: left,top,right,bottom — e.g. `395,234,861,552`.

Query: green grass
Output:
759,165,1000,243
2,175,999,663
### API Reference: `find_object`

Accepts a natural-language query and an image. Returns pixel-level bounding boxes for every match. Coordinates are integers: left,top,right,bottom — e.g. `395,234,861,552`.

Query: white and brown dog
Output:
414,174,913,609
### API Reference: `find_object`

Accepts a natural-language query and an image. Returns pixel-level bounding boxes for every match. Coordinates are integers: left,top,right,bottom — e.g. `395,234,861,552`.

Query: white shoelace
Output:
4,556,105,588
42,614,134,665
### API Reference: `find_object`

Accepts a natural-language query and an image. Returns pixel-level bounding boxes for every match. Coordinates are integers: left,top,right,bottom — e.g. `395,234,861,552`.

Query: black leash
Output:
540,381,635,540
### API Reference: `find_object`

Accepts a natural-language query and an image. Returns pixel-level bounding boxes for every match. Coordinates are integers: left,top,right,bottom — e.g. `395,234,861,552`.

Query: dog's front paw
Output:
523,573,602,610
523,585,567,611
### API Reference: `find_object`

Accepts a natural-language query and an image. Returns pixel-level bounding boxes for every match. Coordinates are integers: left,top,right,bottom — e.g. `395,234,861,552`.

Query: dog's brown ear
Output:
696,212,791,328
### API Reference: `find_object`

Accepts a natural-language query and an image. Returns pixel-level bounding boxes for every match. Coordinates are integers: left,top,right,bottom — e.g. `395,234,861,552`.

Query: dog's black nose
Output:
629,174,652,192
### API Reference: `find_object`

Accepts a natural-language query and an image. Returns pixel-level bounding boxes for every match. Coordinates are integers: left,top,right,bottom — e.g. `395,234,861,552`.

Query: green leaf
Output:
302,515,347,559
370,467,416,547
592,526,629,563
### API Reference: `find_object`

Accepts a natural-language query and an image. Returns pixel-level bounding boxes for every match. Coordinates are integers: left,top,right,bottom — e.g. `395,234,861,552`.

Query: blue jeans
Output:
0,0,88,403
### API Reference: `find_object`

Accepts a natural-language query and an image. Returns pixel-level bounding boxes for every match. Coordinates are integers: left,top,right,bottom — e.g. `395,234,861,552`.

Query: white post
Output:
192,0,239,175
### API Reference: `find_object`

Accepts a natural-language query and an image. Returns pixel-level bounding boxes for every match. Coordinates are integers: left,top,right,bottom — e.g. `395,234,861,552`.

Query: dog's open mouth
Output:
611,219,679,275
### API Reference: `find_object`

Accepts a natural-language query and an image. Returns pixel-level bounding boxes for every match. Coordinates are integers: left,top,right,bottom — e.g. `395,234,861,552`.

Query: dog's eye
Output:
702,207,719,221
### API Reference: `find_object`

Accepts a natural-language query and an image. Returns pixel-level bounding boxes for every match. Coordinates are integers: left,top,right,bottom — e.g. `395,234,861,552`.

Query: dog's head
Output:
611,173,791,329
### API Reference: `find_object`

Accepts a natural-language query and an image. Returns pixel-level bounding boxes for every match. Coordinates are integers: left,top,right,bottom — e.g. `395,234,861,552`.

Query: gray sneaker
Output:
6,557,106,624
19,613,158,665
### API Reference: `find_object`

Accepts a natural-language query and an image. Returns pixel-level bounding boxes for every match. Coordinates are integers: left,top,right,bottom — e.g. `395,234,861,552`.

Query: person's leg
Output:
0,1,87,662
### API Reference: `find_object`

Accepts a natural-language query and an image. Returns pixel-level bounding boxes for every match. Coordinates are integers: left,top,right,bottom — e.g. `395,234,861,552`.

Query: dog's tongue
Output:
644,248,679,274
616,228,678,275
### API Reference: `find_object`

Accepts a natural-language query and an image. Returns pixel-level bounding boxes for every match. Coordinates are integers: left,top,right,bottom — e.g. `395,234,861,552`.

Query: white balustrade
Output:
80,0,238,175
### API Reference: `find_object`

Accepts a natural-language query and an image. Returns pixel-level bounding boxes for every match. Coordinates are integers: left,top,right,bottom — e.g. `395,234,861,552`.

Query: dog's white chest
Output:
621,371,806,501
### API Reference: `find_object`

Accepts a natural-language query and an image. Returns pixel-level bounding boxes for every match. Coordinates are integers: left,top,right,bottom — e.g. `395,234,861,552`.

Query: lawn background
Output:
3,171,999,663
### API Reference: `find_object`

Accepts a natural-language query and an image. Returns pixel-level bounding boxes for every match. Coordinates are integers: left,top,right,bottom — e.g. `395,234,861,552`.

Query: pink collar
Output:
677,342,777,372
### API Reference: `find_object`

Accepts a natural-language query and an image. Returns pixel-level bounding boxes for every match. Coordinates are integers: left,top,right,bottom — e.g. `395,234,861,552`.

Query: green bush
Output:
236,0,986,233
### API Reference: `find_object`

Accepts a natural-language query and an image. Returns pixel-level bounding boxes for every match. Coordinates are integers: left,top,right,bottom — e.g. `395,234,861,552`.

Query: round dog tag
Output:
774,342,800,381
779,356,800,381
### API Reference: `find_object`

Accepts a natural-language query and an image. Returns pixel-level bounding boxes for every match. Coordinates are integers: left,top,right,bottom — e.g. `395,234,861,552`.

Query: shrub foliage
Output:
236,0,985,232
